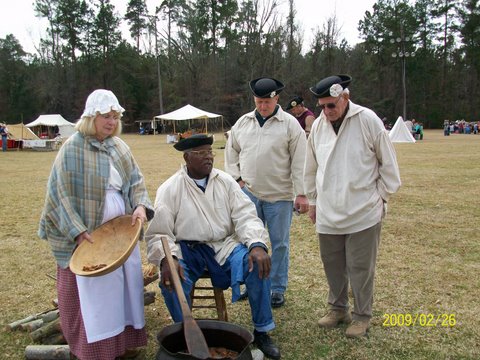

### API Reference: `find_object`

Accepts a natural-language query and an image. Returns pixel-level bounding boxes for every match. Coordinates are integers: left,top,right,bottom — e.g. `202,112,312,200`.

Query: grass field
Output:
0,130,479,359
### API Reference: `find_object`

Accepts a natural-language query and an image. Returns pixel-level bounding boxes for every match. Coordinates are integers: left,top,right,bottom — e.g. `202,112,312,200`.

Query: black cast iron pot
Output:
156,320,254,360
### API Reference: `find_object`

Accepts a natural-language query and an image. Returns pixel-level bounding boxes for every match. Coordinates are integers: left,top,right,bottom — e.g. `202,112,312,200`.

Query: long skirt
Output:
57,267,147,360
56,190,147,360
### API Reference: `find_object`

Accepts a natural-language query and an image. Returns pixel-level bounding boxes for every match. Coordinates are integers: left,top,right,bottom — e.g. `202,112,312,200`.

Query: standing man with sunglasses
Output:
225,77,308,309
304,75,401,338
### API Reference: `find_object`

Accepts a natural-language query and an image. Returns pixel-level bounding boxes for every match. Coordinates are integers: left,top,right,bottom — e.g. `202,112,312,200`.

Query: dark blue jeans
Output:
160,244,275,332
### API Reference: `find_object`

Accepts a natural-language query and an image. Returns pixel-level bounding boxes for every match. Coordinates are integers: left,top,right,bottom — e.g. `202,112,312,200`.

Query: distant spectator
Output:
286,96,316,137
412,120,422,140
0,123,9,152
444,120,450,136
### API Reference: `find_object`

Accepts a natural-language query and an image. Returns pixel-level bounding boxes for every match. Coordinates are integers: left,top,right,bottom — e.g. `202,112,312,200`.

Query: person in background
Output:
225,77,308,308
444,120,450,136
38,89,154,360
145,134,281,360
286,96,316,137
412,119,422,140
304,75,401,338
1,123,9,152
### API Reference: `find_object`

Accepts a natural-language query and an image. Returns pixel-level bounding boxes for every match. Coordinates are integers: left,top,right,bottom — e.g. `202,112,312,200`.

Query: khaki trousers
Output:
318,222,382,321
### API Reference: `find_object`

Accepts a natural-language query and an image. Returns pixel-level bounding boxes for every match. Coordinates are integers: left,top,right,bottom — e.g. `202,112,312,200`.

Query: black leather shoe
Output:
254,332,281,360
271,292,285,308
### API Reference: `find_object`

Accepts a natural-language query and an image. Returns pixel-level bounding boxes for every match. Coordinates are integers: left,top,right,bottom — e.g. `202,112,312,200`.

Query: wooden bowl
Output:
70,215,142,277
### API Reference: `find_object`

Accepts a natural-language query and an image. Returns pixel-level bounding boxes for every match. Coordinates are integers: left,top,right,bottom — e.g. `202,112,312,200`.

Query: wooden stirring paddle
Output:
161,236,210,359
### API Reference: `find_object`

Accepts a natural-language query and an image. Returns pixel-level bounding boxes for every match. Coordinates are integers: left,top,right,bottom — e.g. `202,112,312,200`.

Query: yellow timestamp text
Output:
383,313,456,327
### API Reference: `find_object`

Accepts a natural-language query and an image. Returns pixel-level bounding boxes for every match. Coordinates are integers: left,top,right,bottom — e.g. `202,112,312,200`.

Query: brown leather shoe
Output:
345,319,370,338
317,309,352,328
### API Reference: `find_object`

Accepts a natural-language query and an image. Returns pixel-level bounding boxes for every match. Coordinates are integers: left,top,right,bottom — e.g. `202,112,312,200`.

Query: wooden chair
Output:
190,271,228,321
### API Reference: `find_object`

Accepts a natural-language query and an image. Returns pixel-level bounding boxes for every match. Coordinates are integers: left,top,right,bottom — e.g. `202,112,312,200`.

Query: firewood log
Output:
5,315,38,331
40,309,60,323
42,332,67,345
18,309,61,332
5,308,58,331
24,345,71,359
30,318,61,343
20,319,45,332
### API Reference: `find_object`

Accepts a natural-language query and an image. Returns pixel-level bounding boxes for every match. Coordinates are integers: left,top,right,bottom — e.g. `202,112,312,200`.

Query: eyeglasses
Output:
318,96,342,110
187,150,216,157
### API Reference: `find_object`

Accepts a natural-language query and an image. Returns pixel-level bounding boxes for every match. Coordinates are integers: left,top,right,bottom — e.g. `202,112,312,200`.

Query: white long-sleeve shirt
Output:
225,106,306,201
304,101,401,234
145,165,268,267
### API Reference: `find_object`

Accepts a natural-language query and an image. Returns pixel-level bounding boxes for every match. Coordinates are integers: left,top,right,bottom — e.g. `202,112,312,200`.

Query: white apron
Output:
76,163,145,343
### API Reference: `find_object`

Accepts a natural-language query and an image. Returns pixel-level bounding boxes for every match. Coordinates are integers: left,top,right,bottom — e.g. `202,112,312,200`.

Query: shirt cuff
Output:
248,242,268,252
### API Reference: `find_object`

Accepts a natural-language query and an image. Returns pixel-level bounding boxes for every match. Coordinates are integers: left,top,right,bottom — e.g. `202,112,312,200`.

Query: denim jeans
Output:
160,244,275,332
1,136,7,152
242,187,293,294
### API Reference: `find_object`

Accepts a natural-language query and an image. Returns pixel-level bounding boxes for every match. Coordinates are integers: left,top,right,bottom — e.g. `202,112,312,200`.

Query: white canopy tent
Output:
154,104,223,134
389,116,416,143
26,114,75,139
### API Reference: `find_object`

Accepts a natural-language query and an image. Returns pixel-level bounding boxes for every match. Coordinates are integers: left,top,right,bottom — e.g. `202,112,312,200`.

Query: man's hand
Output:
248,247,271,279
294,195,309,214
160,257,185,291
308,205,316,224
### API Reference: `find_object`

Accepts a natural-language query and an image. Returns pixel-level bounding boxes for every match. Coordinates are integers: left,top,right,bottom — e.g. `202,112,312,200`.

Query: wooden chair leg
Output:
190,277,229,321
213,287,228,322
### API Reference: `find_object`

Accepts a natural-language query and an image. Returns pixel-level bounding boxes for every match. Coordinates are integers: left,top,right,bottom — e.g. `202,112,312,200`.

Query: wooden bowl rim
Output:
69,215,142,277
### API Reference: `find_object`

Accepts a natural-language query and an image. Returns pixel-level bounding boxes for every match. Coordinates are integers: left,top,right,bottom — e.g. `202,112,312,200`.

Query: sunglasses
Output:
318,96,342,110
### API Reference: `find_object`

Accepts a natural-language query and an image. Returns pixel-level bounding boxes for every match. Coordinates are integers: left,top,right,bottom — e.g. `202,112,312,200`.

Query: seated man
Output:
145,134,281,360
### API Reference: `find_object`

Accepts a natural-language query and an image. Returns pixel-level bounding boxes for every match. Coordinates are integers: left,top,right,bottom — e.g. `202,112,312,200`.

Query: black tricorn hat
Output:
249,77,285,98
173,133,214,151
310,75,352,98
286,96,304,110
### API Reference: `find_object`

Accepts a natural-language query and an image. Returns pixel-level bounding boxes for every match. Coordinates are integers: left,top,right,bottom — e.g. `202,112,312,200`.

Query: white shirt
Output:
225,106,306,201
145,165,269,266
304,101,402,234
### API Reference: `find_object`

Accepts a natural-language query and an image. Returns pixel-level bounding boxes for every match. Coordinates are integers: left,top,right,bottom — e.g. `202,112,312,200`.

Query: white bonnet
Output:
81,89,125,118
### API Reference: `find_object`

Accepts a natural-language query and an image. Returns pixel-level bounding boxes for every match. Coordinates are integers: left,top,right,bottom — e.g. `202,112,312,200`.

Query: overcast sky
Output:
0,0,376,54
